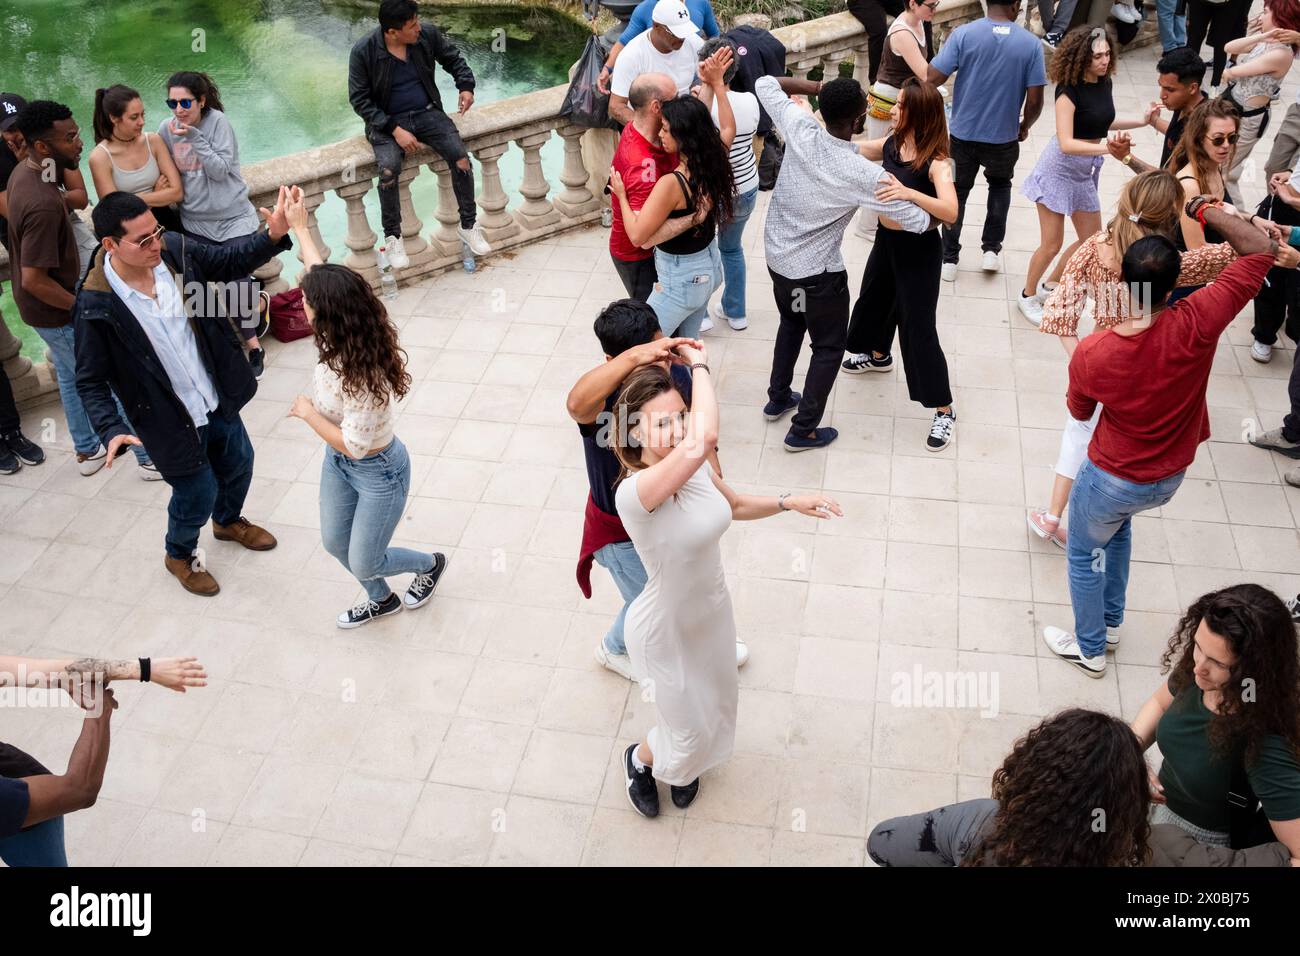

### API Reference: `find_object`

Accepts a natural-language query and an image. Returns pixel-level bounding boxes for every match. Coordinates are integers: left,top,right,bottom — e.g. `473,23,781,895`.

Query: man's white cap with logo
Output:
652,0,699,39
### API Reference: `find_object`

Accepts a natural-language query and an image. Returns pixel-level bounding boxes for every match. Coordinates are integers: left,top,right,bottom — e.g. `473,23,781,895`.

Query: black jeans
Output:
370,107,476,235
1186,0,1249,88
847,227,952,408
767,267,850,435
611,253,658,303
161,408,255,560
943,136,1019,264
0,369,18,436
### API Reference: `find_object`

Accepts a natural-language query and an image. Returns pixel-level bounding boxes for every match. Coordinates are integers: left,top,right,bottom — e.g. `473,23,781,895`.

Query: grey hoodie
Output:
158,108,259,243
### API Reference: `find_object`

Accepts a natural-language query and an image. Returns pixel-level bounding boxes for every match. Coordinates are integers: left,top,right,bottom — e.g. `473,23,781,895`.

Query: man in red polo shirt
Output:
1043,199,1275,679
610,72,679,302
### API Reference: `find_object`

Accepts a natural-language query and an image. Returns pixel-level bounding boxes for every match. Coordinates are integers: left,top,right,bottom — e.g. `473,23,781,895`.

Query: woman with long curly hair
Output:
1132,585,1300,854
609,354,841,818
842,79,959,451
867,708,1295,866
609,48,735,339
283,188,446,628
1018,26,1149,326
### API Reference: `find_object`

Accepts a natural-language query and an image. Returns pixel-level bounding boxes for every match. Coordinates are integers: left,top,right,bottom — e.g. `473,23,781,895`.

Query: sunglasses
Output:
1207,133,1239,146
122,223,166,249
165,98,194,110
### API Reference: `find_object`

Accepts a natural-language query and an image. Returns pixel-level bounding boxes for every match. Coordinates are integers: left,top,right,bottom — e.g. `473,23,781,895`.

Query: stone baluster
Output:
336,180,379,283
0,308,32,384
852,42,873,88
554,124,600,220
513,131,560,231
427,158,465,258
822,51,851,84
396,164,431,269
298,189,332,266
790,57,820,81
472,143,522,244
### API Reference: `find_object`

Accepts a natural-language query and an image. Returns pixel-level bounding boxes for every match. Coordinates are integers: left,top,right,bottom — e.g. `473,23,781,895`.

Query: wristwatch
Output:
1120,153,1133,167
778,493,791,511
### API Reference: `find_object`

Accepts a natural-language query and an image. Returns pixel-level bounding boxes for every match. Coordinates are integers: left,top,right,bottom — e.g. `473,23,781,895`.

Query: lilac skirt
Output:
1021,137,1103,215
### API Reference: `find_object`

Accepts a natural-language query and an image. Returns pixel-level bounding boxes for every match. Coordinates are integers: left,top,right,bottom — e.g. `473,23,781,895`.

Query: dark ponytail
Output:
165,71,224,115
93,84,141,144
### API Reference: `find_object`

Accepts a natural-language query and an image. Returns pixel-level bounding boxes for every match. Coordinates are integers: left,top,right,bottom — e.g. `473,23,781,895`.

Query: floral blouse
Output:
1039,233,1237,337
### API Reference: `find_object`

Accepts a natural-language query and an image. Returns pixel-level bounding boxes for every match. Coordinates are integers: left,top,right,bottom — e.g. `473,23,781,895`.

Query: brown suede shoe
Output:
164,555,220,596
212,517,278,551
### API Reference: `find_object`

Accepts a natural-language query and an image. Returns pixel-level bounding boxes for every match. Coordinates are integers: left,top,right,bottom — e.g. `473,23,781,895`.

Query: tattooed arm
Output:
0,655,207,697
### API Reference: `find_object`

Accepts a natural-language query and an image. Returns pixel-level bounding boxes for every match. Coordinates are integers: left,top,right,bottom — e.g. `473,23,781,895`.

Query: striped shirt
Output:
711,90,760,195
754,76,931,280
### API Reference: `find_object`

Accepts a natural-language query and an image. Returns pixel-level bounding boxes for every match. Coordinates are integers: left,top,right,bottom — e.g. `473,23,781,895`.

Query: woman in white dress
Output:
610,347,842,817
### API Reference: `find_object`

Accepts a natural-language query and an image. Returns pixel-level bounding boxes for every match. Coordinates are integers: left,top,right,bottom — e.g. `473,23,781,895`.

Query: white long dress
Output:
615,463,738,787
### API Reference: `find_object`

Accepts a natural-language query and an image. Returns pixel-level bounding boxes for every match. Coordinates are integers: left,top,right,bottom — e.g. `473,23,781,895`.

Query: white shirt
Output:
710,90,760,194
612,30,704,98
312,362,396,459
104,255,219,428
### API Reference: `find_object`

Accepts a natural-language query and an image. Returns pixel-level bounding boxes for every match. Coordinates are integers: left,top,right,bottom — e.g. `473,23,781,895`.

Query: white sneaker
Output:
385,236,409,270
711,303,747,331
981,251,1000,273
1107,629,1120,651
1042,625,1107,678
736,640,750,668
458,224,491,257
1251,340,1273,363
699,312,715,333
137,461,164,482
1036,279,1056,300
595,643,635,681
1017,293,1045,327
941,262,958,282
76,446,107,476
1110,2,1140,23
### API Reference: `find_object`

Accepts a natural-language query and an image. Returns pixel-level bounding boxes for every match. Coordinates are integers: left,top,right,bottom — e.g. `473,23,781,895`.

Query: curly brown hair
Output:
1160,584,1300,766
1049,25,1118,86
299,264,410,404
961,709,1151,867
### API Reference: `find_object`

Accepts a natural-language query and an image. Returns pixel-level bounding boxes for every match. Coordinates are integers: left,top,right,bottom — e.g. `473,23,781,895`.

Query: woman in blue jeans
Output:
284,191,446,627
608,49,736,339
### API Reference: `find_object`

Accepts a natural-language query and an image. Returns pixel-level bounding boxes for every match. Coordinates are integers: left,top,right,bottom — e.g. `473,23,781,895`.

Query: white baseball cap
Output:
652,0,699,39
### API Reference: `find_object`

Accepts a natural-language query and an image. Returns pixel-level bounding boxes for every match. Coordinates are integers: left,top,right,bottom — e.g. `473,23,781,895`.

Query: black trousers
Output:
0,363,18,435
611,253,657,303
767,267,850,434
942,137,1019,264
847,227,952,408
1186,0,1249,88
846,0,932,85
370,107,476,234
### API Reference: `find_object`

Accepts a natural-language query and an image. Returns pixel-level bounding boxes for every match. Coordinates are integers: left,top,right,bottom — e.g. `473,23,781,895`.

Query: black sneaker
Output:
1287,593,1300,624
927,409,956,451
404,552,448,609
0,438,18,476
784,426,839,453
670,778,700,809
248,348,265,380
1043,31,1062,49
336,592,403,629
1,430,44,466
763,390,801,421
841,352,893,374
623,743,659,818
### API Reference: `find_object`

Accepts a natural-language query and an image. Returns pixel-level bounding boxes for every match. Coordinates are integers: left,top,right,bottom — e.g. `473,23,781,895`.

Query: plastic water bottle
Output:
461,240,476,274
601,205,613,228
377,246,398,301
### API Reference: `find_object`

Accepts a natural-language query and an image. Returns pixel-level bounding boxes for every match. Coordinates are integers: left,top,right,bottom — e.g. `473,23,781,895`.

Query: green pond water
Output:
2,0,587,361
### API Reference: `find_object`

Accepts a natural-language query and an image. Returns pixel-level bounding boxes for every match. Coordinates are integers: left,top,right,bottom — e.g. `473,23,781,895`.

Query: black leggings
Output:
1186,0,1249,88
846,226,952,409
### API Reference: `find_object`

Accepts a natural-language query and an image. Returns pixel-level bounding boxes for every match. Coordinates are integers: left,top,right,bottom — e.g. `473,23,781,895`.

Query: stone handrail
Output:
3,1,1006,408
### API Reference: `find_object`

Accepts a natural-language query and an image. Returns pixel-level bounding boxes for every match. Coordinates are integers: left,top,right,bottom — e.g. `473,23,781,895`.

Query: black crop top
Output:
1057,77,1115,140
881,135,936,197
657,171,716,256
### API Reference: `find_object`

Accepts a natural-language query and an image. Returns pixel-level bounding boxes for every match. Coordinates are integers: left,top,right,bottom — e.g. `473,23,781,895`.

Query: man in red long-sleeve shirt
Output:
1043,200,1276,678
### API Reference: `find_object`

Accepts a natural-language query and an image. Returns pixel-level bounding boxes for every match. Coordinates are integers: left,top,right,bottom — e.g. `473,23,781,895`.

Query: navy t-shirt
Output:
386,55,431,116
0,742,48,838
579,363,693,516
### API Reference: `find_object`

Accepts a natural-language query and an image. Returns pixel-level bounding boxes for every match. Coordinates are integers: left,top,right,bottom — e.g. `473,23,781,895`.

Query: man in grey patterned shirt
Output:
754,75,931,452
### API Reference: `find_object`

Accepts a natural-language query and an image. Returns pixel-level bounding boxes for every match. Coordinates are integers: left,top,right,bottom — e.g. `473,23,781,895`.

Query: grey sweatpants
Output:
867,798,998,866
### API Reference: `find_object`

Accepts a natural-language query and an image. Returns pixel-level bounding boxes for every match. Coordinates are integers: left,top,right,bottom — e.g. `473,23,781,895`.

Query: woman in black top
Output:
844,80,959,451
609,49,735,339
1018,27,1148,327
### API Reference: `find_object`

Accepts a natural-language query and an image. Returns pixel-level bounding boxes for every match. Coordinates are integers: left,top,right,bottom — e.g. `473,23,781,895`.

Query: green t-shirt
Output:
1157,684,1300,831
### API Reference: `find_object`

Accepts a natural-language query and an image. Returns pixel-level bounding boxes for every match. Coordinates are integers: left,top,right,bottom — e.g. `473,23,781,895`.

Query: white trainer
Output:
1251,340,1273,363
982,250,1000,273
77,446,107,477
458,224,491,256
699,312,715,333
1017,293,1045,327
711,303,747,331
137,461,165,482
385,235,409,269
941,262,958,282
595,643,635,681
1042,625,1107,678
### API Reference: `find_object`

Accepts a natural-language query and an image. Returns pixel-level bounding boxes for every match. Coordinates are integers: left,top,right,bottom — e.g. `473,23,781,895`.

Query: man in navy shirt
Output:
928,0,1045,280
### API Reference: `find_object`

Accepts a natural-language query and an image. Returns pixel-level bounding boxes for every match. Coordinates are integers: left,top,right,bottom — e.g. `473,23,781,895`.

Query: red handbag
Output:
267,287,312,343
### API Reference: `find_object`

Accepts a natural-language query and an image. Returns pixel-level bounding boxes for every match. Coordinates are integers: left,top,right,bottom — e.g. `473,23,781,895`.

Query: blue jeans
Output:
161,408,255,560
592,540,648,656
648,242,723,338
0,816,67,867
718,188,758,320
37,324,148,462
1157,0,1187,50
1067,459,1185,657
320,436,432,602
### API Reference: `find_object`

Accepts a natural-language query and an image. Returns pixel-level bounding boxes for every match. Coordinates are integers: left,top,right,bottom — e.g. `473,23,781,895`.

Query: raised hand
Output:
149,657,208,693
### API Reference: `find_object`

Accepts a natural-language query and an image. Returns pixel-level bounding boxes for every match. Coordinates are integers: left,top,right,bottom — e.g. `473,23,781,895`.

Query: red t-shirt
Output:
1066,253,1272,484
610,122,677,263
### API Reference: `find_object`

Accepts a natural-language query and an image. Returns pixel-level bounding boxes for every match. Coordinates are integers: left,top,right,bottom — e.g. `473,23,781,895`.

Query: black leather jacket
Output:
348,24,475,136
